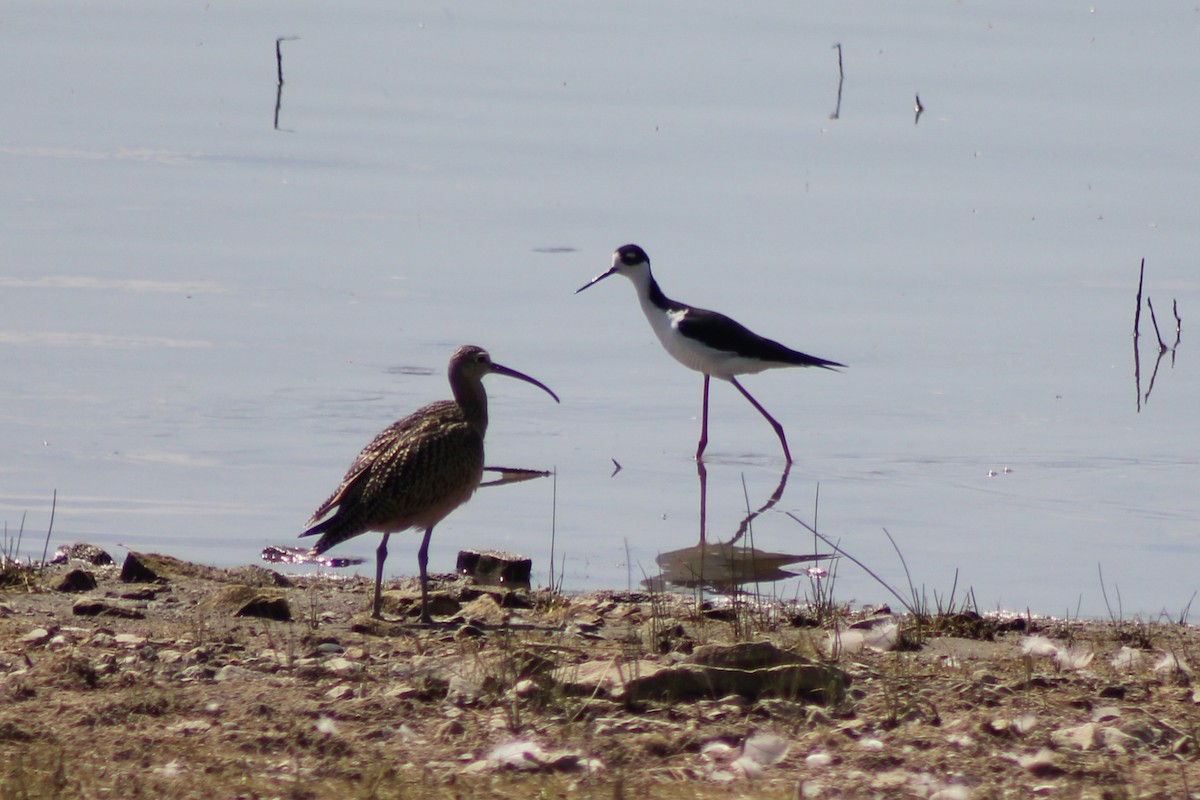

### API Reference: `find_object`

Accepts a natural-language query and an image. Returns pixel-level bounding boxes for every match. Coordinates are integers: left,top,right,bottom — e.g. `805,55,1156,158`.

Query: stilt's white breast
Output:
640,304,771,379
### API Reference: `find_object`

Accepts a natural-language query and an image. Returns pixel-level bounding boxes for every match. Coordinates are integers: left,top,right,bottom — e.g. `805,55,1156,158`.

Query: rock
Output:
120,552,229,584
642,662,847,704
436,719,465,740
455,594,507,626
167,720,212,736
687,641,807,670
379,589,460,619
1050,722,1097,750
72,599,146,619
120,552,163,584
1016,748,1065,777
214,665,258,682
225,565,293,588
325,685,355,701
1117,719,1170,746
18,627,53,646
53,569,97,593
51,543,114,566
198,585,291,621
325,657,361,676
455,548,532,588
1099,726,1142,754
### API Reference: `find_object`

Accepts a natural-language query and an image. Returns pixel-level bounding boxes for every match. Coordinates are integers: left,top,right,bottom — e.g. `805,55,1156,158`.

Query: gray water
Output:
3,1,1197,618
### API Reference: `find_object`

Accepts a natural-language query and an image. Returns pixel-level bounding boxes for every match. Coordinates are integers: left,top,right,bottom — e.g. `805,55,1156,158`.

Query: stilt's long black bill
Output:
575,266,617,294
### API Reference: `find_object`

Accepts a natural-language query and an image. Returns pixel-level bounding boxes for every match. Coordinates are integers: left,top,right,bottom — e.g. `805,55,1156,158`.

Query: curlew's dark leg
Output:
696,374,711,461
372,533,391,619
417,526,434,624
729,376,793,464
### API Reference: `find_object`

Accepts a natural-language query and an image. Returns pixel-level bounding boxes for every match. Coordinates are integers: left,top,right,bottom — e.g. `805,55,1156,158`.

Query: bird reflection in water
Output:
646,462,833,593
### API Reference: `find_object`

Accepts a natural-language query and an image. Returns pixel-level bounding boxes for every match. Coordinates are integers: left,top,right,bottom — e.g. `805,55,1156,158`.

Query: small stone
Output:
120,552,162,583
437,719,465,740
53,569,97,593
1099,726,1141,754
177,665,216,682
51,543,114,566
1050,722,1097,750
71,599,145,619
325,684,355,701
19,627,53,646
324,657,360,676
214,665,257,682
1017,748,1065,777
167,720,212,736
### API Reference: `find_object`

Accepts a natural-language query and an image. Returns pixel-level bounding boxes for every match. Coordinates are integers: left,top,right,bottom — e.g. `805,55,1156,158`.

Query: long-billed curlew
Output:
576,244,843,463
300,345,559,622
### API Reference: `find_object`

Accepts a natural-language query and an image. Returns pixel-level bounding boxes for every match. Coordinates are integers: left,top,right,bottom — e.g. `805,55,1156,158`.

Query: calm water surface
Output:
2,2,1197,617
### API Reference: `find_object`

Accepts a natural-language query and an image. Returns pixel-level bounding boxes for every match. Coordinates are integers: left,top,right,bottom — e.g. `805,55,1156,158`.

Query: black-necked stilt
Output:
300,345,559,622
576,244,843,463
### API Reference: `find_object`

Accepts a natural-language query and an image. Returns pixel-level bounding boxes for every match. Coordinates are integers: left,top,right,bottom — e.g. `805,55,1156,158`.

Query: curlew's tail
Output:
299,509,361,556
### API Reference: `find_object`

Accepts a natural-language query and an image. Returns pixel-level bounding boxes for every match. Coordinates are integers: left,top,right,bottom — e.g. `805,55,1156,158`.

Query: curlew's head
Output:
449,345,560,405
575,244,652,294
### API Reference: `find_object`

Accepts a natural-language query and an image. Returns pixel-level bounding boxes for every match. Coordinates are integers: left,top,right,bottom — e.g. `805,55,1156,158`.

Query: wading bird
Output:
300,345,559,622
576,244,843,463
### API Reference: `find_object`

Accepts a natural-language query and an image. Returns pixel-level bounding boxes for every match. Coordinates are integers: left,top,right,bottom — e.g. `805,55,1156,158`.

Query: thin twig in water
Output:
17,512,27,563
1098,563,1121,624
1134,259,1145,411
39,490,57,569
548,469,558,592
624,537,632,594
830,43,845,120
1147,297,1168,352
1134,257,1145,338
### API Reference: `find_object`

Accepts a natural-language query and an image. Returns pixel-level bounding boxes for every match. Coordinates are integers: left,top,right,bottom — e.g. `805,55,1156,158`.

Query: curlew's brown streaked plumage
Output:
300,345,559,622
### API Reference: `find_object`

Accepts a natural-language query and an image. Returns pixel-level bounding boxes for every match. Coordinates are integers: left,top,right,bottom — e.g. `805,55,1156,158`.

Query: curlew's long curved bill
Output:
574,266,618,294
491,362,561,404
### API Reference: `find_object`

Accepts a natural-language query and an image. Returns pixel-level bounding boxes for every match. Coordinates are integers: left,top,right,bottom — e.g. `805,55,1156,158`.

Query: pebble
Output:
325,685,355,701
1050,722,1096,750
18,627,52,646
325,657,361,676
214,665,257,682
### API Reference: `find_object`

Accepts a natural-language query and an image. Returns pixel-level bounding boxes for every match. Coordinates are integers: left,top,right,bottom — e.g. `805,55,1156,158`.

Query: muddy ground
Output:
1,550,1198,799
